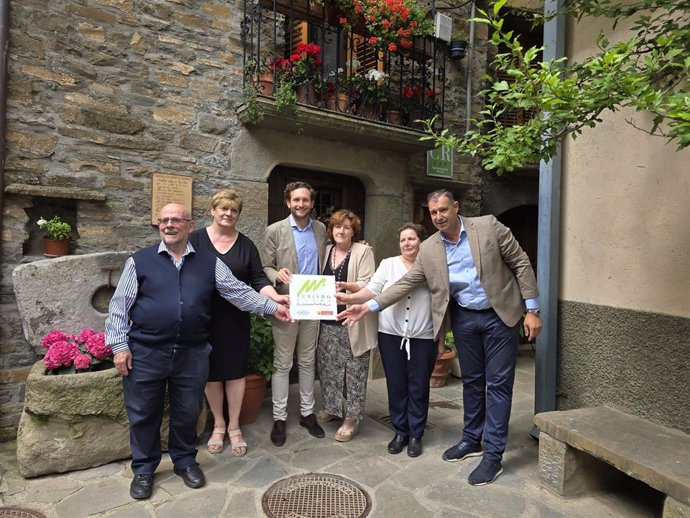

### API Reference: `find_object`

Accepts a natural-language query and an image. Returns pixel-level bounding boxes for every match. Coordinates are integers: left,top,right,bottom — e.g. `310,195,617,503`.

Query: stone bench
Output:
534,406,690,518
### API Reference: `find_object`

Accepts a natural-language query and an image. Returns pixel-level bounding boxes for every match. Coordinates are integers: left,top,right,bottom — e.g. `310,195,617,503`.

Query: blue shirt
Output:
443,219,490,310
290,214,319,275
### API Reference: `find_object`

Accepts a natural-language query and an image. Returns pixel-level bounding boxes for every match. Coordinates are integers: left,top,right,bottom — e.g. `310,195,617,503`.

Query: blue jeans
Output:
451,305,519,462
123,340,211,475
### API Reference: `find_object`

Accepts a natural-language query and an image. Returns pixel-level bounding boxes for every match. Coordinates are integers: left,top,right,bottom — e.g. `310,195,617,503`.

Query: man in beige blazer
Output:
341,190,542,485
260,182,327,446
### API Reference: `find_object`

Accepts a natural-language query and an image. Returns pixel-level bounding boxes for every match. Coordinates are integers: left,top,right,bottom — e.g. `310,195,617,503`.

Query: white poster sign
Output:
289,274,337,320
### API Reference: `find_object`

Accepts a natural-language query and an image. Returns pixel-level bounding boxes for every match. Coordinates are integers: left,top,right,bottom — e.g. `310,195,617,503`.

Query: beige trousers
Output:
271,318,320,421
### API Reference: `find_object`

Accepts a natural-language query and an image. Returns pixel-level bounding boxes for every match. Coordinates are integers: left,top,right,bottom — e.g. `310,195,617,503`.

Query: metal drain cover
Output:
262,473,371,518
0,509,46,518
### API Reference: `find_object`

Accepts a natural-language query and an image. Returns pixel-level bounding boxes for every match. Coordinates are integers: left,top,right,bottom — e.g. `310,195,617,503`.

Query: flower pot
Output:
387,109,401,125
449,40,468,60
430,348,457,388
44,238,69,257
256,72,274,96
16,360,208,477
239,373,267,425
357,102,379,120
327,92,350,113
296,83,317,106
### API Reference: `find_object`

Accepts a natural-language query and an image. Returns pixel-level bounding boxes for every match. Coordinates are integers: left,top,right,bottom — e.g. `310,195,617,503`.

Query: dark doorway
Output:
496,204,538,271
268,166,366,231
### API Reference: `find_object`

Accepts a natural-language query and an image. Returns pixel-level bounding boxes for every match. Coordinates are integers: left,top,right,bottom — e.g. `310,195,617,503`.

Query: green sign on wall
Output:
426,145,454,178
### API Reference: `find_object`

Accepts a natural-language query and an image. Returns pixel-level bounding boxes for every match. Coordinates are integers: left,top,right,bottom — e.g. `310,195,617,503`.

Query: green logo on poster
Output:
297,278,326,296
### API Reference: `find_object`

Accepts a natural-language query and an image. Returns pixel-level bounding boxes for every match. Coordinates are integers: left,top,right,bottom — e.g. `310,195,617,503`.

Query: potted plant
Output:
333,0,434,52
37,216,72,257
449,28,469,60
350,68,389,120
325,67,351,113
430,330,458,388
239,315,276,424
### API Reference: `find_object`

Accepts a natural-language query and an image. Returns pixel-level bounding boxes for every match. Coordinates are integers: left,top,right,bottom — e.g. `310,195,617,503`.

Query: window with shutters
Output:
241,0,446,131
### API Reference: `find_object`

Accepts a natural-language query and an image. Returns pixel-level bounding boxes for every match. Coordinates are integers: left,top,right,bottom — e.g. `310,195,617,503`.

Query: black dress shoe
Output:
271,419,286,446
130,473,154,500
173,464,205,489
299,413,325,438
387,434,409,454
407,437,423,458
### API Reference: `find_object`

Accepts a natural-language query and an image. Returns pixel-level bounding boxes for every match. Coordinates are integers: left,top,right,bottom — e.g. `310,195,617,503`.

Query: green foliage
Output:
423,0,690,173
249,315,275,380
274,80,299,116
243,86,264,124
37,216,72,240
444,330,456,351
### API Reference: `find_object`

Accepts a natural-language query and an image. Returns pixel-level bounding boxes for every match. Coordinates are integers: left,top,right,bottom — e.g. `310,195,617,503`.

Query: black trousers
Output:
378,332,437,439
123,340,211,475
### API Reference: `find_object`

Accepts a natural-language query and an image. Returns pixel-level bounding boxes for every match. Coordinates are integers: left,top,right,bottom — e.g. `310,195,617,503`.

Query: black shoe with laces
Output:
299,413,325,438
173,464,206,489
130,473,154,499
271,419,287,446
441,441,483,462
468,458,503,486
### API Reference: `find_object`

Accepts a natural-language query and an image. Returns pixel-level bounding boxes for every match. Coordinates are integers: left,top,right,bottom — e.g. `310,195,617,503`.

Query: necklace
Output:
330,246,351,280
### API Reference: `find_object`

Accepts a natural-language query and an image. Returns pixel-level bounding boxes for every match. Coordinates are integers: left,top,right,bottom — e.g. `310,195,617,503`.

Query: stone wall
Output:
0,0,488,439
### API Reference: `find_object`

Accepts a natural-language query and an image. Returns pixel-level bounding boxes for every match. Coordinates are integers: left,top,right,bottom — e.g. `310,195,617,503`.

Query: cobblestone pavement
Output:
0,352,663,517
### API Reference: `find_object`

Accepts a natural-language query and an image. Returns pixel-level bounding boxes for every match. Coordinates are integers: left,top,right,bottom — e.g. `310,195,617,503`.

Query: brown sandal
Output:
228,428,247,457
207,426,226,454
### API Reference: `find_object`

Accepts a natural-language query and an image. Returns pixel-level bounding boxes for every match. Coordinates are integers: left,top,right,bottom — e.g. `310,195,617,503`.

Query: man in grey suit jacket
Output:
260,182,327,446
341,190,542,485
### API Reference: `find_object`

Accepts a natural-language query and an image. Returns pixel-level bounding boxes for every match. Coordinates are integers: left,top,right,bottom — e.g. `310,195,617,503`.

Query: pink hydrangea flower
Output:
74,353,93,370
44,340,80,370
77,328,97,343
85,332,111,360
40,330,69,349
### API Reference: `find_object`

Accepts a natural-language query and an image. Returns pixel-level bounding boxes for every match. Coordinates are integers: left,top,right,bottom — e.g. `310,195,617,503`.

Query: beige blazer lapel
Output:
279,217,299,273
430,232,450,288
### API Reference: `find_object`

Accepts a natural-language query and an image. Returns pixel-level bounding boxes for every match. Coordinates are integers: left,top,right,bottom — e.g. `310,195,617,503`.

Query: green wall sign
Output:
426,145,454,178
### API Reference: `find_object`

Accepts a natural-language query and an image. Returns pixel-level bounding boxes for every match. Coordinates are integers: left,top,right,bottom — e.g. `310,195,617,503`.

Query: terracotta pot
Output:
239,373,267,425
256,73,274,96
296,83,317,106
327,92,350,113
430,348,457,388
357,102,379,120
44,238,69,257
387,109,401,125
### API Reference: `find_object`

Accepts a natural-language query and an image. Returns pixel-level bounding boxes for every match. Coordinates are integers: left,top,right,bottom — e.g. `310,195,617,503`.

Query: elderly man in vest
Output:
106,203,290,500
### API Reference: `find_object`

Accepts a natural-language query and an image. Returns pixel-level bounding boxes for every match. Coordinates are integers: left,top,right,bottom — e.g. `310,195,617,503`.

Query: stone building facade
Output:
0,0,489,439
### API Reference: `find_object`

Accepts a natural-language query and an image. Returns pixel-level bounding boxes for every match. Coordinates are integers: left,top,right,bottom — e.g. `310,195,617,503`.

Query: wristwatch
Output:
525,308,541,316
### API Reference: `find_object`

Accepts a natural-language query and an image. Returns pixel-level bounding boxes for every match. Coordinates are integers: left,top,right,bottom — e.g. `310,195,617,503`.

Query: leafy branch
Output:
422,0,689,173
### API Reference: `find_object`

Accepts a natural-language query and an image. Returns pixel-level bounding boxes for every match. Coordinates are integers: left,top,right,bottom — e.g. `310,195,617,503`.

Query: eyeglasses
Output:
157,217,191,226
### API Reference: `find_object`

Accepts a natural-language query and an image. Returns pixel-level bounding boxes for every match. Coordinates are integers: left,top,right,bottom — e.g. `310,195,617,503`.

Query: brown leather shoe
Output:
271,420,286,446
299,413,325,438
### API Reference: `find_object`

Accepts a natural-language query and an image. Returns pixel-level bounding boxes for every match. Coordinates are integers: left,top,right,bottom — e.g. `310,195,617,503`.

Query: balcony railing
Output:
241,0,446,131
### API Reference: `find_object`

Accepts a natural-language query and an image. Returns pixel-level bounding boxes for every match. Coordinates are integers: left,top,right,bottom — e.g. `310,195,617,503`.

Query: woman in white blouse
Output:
337,223,442,457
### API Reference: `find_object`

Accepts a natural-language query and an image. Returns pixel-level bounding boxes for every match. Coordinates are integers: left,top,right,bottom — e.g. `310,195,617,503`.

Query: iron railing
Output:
241,0,446,130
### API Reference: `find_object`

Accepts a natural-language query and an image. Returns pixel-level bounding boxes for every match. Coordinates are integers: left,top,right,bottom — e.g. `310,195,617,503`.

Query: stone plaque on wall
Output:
151,173,193,224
